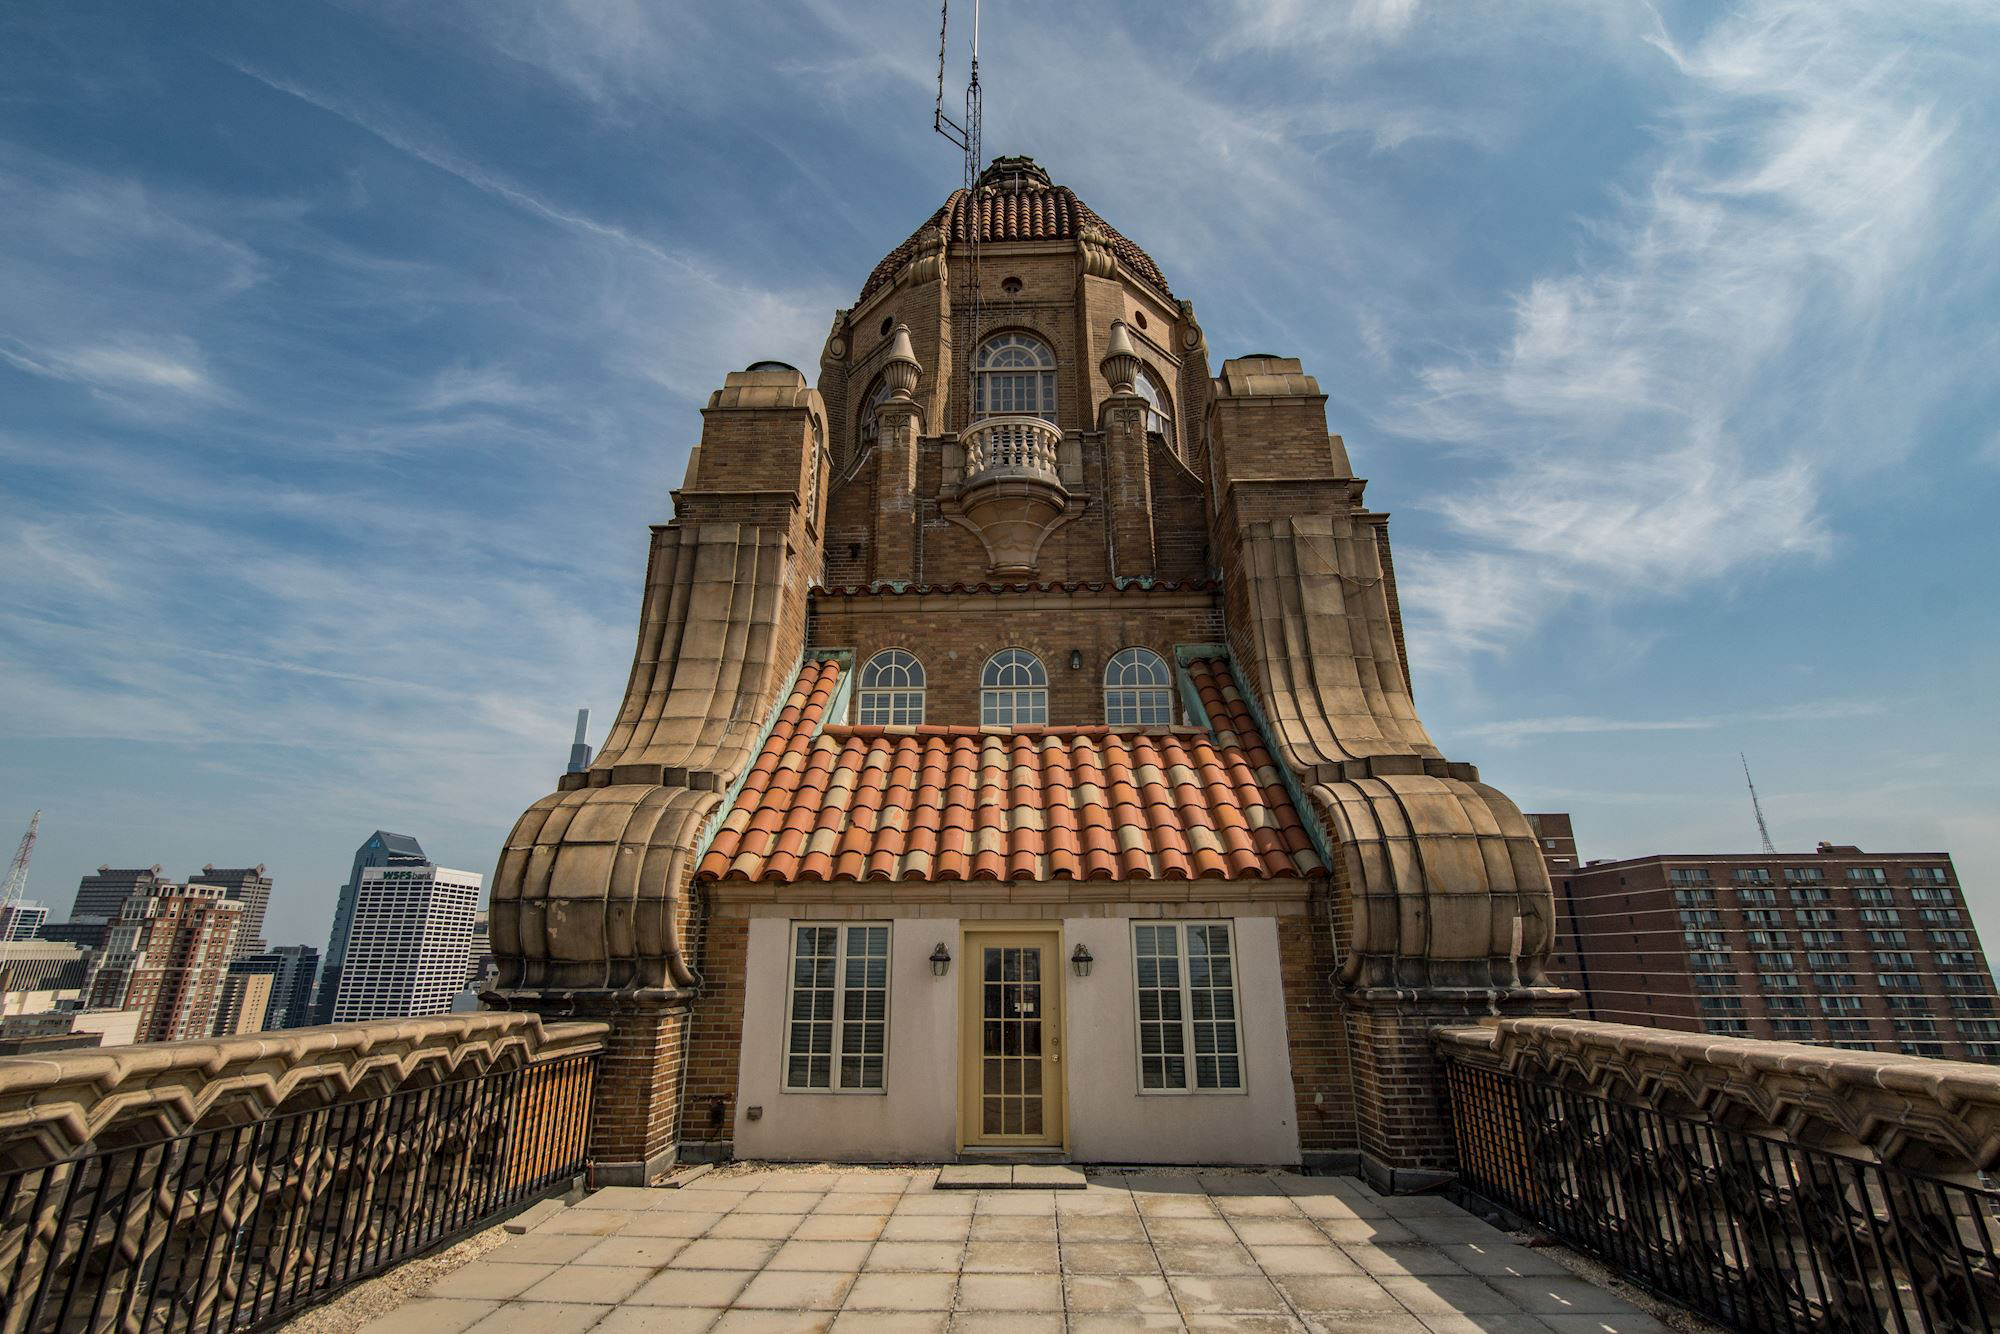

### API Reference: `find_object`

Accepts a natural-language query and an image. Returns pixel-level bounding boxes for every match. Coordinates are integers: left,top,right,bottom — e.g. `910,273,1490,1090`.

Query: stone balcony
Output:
948,416,1072,576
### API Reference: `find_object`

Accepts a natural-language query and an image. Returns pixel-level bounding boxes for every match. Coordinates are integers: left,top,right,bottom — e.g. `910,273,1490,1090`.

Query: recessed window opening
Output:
981,648,1048,726
974,333,1056,422
1104,647,1174,726
856,650,925,726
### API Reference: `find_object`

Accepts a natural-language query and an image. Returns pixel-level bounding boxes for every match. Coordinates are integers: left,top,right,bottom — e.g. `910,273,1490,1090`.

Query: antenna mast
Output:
934,0,985,383
1740,754,1777,855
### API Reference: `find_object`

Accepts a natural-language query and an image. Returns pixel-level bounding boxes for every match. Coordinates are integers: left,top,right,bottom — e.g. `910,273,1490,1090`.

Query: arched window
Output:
856,376,893,448
1136,367,1173,451
1104,648,1174,726
980,649,1048,726
855,650,925,726
974,333,1056,421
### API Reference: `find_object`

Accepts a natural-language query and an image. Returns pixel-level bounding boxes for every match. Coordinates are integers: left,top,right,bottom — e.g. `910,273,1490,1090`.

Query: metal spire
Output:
1740,754,1777,855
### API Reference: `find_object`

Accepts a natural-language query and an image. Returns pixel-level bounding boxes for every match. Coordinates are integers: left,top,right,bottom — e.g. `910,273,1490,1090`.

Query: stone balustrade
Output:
960,414,1062,485
1436,1016,2000,1176
0,1012,606,1167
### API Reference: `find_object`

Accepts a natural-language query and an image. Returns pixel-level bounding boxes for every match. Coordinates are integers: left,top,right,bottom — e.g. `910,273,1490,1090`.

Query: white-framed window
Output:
1104,647,1174,726
973,332,1056,421
1132,921,1244,1092
855,650,925,726
857,375,893,447
1136,366,1173,450
784,923,890,1091
981,649,1048,726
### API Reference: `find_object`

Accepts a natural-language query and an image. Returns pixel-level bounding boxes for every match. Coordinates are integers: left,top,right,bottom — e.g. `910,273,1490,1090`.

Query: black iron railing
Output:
0,1052,595,1334
1445,1056,2000,1333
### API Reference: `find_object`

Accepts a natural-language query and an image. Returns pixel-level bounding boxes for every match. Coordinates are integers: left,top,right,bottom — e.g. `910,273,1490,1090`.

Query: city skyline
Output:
2,2,1997,955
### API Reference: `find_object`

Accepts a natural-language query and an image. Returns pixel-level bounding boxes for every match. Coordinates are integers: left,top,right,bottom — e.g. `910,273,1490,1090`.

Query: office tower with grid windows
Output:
188,864,274,957
85,881,244,1043
314,831,429,1023
1530,815,1999,1063
329,863,481,1023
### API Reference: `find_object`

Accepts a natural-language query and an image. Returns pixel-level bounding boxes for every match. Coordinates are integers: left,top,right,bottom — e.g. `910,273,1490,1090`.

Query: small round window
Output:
1001,276,1023,295
1134,310,1149,330
879,315,894,336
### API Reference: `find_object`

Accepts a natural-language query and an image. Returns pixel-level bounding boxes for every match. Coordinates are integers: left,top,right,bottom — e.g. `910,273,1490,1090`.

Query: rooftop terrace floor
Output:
348,1165,1677,1334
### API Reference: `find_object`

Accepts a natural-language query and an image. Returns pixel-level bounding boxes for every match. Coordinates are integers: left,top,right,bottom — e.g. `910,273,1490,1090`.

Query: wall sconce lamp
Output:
1069,649,1084,670
930,943,952,976
1070,944,1094,977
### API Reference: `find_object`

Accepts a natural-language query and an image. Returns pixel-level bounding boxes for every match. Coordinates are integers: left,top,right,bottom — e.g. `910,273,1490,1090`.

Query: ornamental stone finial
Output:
1100,319,1140,395
882,324,922,400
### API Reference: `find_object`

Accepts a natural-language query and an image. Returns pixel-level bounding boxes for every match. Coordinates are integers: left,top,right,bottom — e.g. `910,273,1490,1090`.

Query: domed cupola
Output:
858,156,1173,303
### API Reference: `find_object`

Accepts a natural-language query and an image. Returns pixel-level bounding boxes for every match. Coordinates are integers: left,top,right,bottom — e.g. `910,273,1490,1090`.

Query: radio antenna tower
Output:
934,0,985,372
0,811,40,955
1739,754,1777,855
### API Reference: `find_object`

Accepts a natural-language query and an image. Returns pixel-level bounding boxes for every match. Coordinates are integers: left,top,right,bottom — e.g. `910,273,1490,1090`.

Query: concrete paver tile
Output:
830,1173,912,1194
1167,1274,1290,1313
955,1271,1064,1311
669,1238,783,1270
1215,1195,1304,1218
1063,1272,1181,1314
1316,1219,1417,1244
515,1264,654,1304
574,1187,661,1209
1011,1164,1085,1189
1300,1315,1428,1333
744,1175,833,1193
1379,1276,1523,1315
935,1165,1009,1189
627,1268,753,1307
1539,1314,1675,1333
1231,1219,1327,1247
1059,1213,1148,1242
626,1211,727,1238
1442,1243,1570,1278
843,1272,958,1310
1061,1240,1162,1274
1404,1217,1514,1245
816,1194,906,1215
593,1308,719,1333
1486,1277,1643,1316
1186,1317,1309,1333
1338,1244,1465,1276
794,1214,888,1241
573,1234,690,1268
1146,1217,1238,1245
710,1212,805,1240
484,1233,603,1265
1066,1313,1188,1331
425,1262,558,1300
881,1213,971,1243
708,1312,835,1333
1378,1196,1466,1218
1418,1316,1556,1334
949,1313,1063,1333
462,1302,612,1334
1273,1273,1406,1313
890,1193,975,1217
971,1191,1056,1216
1247,1244,1362,1277
735,1269,857,1310
1136,1194,1219,1218
1056,1187,1140,1216
966,1213,1051,1241
534,1209,630,1235
767,1240,874,1271
1291,1195,1388,1221
1155,1244,1261,1276
864,1241,963,1272
830,1314,948,1333
358,1298,499,1334
959,1240,1057,1272
741,1193,827,1215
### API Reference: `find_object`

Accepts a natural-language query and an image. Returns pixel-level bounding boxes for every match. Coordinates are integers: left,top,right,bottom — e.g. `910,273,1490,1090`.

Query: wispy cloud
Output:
1458,698,1889,746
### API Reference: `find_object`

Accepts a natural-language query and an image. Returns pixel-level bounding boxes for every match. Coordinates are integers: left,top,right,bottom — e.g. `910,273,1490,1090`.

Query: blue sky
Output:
2,1,1996,954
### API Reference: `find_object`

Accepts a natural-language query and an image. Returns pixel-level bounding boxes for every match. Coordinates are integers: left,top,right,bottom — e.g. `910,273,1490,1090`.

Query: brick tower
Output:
489,157,1569,1187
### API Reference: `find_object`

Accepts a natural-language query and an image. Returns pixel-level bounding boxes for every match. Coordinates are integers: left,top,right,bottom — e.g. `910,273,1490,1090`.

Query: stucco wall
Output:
730,911,1300,1165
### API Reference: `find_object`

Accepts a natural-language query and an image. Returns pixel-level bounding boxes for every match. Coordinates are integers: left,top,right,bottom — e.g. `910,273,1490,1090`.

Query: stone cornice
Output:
1436,1017,2000,1176
0,1013,606,1167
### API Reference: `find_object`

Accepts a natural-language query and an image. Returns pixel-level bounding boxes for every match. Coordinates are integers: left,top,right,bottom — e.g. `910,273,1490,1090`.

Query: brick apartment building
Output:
1528,814,1999,1062
87,880,244,1043
489,156,1570,1185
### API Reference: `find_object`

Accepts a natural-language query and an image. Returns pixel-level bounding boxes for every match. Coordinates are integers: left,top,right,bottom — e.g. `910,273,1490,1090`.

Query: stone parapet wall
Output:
0,1012,605,1166
1437,1016,2000,1176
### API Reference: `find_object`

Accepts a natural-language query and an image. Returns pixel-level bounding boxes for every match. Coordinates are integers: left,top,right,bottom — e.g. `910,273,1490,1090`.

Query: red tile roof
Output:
697,657,1323,885
859,162,1173,303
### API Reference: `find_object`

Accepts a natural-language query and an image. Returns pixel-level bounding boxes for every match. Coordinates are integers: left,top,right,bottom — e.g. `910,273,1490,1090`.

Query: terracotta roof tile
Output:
695,656,1325,885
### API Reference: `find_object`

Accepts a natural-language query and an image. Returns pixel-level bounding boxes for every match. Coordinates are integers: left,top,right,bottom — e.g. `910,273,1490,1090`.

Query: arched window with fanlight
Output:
1104,647,1174,726
974,333,1056,421
1136,367,1174,453
980,648,1048,726
855,649,925,726
856,375,893,449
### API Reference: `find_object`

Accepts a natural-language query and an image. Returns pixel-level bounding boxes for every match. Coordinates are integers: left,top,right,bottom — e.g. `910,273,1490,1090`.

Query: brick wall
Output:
1276,901,1357,1163
680,912,750,1155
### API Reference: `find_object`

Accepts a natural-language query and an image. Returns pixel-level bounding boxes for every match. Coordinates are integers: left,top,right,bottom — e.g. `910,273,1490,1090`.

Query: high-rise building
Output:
189,864,273,957
230,945,320,1030
62,865,170,947
1,900,48,941
213,970,273,1035
330,863,480,1023
1530,815,2000,1062
87,881,243,1043
315,831,428,1023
